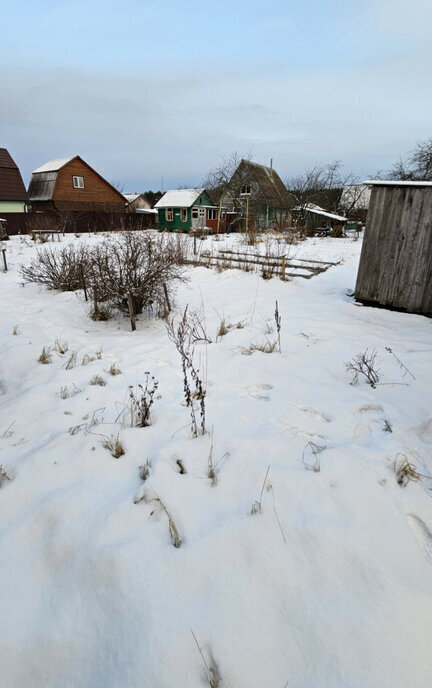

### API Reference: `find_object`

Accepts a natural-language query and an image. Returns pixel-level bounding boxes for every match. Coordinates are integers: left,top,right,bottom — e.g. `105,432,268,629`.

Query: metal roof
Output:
32,157,75,174
364,179,432,187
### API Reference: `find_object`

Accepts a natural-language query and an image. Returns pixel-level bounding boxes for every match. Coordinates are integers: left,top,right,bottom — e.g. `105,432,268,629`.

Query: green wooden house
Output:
155,188,222,232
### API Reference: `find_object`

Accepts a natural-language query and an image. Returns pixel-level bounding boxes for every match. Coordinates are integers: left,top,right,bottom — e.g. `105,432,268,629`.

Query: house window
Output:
192,207,199,219
207,208,217,220
240,184,251,195
181,208,188,222
73,175,84,189
166,208,173,221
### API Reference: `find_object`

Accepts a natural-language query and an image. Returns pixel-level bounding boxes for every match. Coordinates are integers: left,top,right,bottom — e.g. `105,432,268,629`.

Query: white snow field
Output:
0,232,431,688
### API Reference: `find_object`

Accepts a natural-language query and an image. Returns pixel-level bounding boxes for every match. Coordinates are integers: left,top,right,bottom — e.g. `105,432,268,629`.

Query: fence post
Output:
127,292,136,331
1,248,7,272
282,256,285,281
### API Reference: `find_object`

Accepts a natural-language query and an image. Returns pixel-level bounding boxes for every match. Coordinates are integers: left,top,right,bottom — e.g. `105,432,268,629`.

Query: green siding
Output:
158,207,191,232
0,201,27,213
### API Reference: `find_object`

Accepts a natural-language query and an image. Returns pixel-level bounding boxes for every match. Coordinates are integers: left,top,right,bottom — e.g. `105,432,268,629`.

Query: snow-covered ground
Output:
0,232,431,688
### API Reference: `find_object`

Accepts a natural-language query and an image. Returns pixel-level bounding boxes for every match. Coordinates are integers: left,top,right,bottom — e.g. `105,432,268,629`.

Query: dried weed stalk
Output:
38,346,52,364
251,465,270,514
191,630,220,688
302,441,326,472
167,306,206,437
127,373,159,427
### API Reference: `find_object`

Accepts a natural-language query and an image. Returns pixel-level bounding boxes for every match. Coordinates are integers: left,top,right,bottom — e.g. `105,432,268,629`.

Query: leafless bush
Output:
87,232,186,317
127,373,159,427
101,433,125,458
20,244,88,291
167,306,206,437
345,349,380,388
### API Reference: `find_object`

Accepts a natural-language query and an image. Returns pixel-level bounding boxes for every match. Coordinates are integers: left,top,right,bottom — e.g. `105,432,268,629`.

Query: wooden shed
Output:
355,180,432,316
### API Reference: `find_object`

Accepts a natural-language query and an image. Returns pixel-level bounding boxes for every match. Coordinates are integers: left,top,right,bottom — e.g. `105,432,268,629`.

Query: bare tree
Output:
387,137,432,181
202,151,253,205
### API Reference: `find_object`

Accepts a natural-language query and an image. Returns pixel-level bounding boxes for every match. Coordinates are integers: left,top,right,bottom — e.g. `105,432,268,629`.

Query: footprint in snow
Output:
300,406,331,423
353,403,388,440
242,384,273,401
406,514,432,564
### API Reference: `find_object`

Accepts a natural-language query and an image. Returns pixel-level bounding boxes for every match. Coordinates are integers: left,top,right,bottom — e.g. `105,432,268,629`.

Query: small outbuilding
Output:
355,180,432,316
155,188,225,232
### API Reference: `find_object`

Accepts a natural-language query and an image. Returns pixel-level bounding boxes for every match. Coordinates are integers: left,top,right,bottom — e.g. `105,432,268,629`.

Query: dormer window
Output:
240,184,251,195
73,175,84,189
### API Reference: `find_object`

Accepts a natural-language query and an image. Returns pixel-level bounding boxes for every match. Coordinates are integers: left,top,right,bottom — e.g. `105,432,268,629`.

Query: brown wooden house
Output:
0,148,29,213
28,156,126,213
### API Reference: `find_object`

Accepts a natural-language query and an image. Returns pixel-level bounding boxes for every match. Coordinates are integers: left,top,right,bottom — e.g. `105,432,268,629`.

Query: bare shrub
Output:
167,306,206,437
38,346,52,364
20,244,88,291
345,349,380,388
87,232,186,317
127,373,159,427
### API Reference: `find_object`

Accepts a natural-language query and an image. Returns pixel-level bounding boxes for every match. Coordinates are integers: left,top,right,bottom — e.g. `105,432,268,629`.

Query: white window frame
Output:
166,208,173,221
72,175,84,189
240,184,251,195
192,207,199,219
207,208,217,220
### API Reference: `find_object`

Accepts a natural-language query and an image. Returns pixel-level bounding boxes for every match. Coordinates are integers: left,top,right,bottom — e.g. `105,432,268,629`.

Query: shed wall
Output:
355,185,432,315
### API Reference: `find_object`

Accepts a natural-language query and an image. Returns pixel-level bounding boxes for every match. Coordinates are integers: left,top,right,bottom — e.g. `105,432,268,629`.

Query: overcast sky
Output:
2,0,432,191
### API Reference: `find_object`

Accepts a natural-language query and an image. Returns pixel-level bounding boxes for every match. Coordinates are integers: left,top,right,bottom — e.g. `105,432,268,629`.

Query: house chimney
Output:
270,158,273,177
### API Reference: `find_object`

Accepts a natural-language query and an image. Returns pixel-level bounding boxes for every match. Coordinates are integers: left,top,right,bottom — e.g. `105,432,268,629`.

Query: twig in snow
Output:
251,465,270,514
191,630,220,688
267,483,287,543
274,300,281,353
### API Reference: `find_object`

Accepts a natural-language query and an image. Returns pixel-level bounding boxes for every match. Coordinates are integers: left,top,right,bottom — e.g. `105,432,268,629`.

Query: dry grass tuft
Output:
82,353,96,366
38,346,52,364
391,453,431,487
64,351,78,370
90,375,107,386
107,363,122,376
249,339,278,354
302,441,326,472
102,434,125,458
12,325,19,336
58,384,81,399
53,339,68,354
0,464,12,487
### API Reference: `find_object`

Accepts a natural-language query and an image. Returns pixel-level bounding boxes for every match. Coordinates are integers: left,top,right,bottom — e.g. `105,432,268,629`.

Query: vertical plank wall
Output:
355,185,432,315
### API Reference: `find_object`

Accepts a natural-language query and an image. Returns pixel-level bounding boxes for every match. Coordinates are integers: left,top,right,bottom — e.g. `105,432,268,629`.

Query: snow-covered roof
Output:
32,157,75,174
303,203,348,222
155,188,205,209
123,193,141,203
364,179,432,187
